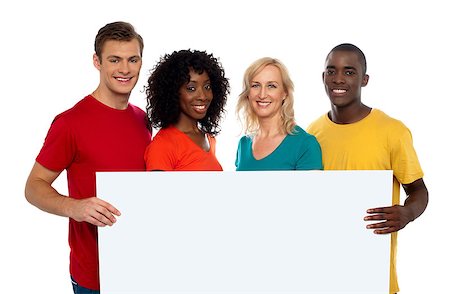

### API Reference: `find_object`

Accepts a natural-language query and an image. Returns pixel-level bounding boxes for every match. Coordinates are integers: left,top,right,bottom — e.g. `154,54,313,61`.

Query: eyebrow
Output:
326,65,358,71
188,79,211,84
106,55,141,60
251,80,280,84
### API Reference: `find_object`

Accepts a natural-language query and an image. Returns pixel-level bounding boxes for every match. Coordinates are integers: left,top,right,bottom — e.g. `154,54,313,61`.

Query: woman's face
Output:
178,69,213,122
248,65,286,120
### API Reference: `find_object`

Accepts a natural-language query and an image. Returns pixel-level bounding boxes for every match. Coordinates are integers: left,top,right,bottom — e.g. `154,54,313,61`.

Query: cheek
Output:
178,96,189,110
274,90,286,100
247,90,259,101
179,91,192,103
206,90,214,100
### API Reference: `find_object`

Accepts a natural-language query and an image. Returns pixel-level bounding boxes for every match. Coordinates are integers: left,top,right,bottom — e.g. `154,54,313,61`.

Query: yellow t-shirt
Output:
307,108,424,294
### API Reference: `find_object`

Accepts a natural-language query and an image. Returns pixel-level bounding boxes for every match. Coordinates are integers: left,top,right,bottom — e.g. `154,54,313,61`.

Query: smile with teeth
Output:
116,77,131,82
257,101,271,107
193,105,207,111
333,89,347,94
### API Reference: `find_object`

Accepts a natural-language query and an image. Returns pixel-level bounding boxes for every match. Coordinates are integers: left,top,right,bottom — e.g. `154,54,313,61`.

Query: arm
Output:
364,178,428,234
25,161,120,227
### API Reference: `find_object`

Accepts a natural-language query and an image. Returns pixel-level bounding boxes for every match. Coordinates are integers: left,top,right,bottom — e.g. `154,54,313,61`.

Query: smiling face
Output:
323,50,369,109
248,64,287,120
94,39,142,98
178,69,213,125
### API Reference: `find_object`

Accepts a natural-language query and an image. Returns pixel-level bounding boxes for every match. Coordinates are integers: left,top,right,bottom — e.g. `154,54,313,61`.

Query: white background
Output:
1,0,448,293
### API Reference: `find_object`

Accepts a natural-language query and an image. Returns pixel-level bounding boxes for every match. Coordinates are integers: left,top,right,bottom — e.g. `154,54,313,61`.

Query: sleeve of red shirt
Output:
36,115,76,172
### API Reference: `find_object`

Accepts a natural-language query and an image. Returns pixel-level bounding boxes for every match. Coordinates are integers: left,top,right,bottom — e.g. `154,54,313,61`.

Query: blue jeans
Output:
71,276,100,294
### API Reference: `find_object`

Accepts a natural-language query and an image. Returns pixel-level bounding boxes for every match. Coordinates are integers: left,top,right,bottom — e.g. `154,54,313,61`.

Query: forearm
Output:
402,179,429,222
25,177,73,218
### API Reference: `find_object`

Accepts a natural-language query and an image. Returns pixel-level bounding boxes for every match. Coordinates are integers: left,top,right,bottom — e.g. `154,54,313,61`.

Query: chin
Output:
330,97,350,107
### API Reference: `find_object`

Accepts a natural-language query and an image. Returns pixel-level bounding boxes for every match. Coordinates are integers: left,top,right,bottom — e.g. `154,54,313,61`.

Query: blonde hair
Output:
236,57,296,135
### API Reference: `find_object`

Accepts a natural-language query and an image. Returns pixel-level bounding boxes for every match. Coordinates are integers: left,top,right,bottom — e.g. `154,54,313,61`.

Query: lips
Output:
256,101,271,107
115,77,132,83
330,88,348,98
193,104,208,113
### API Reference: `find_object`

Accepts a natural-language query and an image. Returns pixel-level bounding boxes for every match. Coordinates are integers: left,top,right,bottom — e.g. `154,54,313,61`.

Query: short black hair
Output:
327,43,367,74
145,49,229,136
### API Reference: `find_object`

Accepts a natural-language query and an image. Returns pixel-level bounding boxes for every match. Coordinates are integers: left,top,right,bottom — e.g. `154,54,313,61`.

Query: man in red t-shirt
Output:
25,21,151,293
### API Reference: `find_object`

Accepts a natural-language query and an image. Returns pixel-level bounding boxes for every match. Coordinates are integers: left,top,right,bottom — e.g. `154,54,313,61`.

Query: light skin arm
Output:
25,162,121,227
364,178,428,234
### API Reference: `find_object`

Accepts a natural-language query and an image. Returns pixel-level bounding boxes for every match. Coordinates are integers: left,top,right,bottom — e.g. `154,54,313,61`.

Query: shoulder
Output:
127,102,147,117
206,133,217,144
152,127,178,142
145,128,181,161
291,125,320,144
51,96,92,126
306,113,329,134
237,134,253,148
282,126,321,157
371,109,410,133
238,134,252,143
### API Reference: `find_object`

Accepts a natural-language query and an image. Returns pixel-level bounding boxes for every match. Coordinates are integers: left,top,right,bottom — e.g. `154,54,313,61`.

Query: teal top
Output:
235,125,323,171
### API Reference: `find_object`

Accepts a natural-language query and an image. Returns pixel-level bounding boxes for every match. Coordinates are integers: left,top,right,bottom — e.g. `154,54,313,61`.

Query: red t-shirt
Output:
144,126,222,171
36,95,151,290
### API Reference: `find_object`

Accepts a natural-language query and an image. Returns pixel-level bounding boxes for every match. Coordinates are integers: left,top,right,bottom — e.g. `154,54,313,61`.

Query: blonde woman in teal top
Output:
235,57,323,171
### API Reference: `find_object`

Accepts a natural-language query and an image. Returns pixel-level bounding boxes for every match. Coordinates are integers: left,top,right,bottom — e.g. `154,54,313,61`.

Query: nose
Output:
258,87,267,99
332,71,345,84
118,60,130,74
197,88,210,101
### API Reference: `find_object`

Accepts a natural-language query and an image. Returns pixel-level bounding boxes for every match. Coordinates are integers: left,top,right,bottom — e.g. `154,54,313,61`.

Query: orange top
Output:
144,126,222,171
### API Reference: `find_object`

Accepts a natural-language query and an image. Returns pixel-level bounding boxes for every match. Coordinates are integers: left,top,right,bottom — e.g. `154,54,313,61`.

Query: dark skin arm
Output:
364,178,428,234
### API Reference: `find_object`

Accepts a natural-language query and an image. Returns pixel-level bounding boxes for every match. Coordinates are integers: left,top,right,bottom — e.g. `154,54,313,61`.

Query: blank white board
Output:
97,170,392,294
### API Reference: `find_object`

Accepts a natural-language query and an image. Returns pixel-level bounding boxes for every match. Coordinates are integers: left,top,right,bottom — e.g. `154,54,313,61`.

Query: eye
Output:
109,58,119,63
251,83,260,88
345,70,355,76
204,84,212,91
130,57,140,63
186,85,196,92
268,83,277,89
325,69,335,75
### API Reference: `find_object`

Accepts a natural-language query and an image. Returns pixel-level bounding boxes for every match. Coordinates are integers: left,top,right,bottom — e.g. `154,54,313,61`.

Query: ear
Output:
93,53,101,70
362,74,369,87
322,71,325,83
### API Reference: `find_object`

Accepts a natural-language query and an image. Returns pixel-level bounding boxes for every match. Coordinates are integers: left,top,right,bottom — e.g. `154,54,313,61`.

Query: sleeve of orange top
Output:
144,132,178,171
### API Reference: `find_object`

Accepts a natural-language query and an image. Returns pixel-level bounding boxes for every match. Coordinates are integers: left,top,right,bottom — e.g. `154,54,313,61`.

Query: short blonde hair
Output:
236,57,296,135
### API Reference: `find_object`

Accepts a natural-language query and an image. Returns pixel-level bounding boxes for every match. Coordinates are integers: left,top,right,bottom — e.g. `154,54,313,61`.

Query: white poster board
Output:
97,170,392,294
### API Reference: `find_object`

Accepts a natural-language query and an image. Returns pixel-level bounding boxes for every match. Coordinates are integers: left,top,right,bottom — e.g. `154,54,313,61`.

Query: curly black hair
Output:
145,49,230,136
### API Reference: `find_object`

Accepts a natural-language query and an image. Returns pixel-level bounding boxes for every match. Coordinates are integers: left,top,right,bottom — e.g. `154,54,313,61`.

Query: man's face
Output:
94,39,142,97
322,50,368,109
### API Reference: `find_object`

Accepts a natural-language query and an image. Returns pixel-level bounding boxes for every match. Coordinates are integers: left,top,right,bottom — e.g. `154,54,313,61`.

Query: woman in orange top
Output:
144,49,230,171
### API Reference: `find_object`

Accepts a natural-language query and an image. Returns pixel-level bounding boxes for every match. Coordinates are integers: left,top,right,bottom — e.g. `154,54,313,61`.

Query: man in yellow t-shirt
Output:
307,43,429,294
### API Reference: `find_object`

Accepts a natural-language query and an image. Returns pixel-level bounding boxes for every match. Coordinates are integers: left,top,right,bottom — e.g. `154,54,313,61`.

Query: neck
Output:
91,88,130,110
175,114,202,134
329,103,371,124
257,117,285,138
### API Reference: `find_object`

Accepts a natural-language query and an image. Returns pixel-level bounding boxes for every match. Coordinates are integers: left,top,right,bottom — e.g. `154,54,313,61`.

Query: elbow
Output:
24,178,34,205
